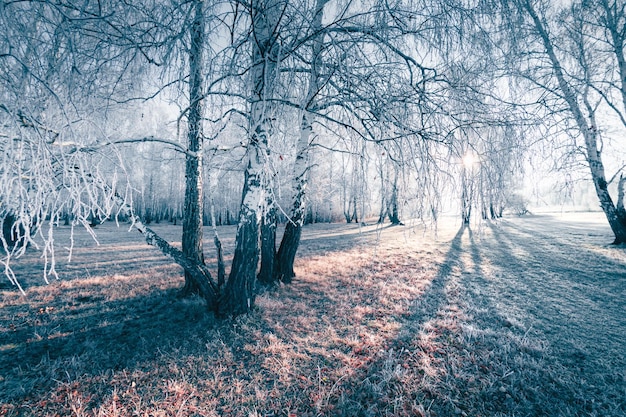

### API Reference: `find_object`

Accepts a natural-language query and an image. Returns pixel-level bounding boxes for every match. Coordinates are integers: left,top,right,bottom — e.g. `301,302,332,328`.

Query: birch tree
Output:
270,0,446,283
218,0,285,314
497,0,626,243
272,0,328,284
1,0,510,316
0,0,149,288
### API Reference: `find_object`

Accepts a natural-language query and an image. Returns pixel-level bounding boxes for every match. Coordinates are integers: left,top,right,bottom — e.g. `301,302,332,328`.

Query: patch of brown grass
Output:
1,218,625,416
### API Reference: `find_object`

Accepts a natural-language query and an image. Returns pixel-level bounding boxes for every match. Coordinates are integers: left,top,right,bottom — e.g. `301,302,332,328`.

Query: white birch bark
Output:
274,0,328,283
219,0,283,314
524,0,626,243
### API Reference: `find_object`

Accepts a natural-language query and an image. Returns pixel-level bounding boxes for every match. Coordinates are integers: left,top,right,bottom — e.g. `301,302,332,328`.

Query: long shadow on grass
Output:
0,287,217,404
0,222,392,408
503,217,626,282
486,221,626,367
298,223,396,254
470,220,626,416
324,218,626,416
323,225,468,416
396,225,466,331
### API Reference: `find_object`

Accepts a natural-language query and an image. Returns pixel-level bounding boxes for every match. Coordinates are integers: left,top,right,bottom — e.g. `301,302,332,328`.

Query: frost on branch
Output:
0,105,132,292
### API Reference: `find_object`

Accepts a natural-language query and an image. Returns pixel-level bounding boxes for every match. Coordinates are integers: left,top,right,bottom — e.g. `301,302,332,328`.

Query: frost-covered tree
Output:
0,0,154,289
493,0,626,243
1,0,539,316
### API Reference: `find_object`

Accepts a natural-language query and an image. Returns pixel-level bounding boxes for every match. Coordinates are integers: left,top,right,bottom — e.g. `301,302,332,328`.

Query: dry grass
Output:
1,214,625,416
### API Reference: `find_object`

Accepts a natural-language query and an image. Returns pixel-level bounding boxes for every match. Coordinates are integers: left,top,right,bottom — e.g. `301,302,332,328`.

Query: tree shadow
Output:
321,217,626,416
485,220,626,368
297,222,397,254
0,287,220,403
397,225,466,331
314,224,469,416
0,221,399,407
5,218,623,416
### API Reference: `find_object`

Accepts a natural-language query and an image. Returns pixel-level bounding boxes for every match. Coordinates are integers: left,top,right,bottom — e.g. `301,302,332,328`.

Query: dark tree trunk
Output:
181,0,206,296
218,158,264,316
378,210,386,224
387,168,403,225
351,194,358,223
218,0,282,315
257,205,277,285
2,212,22,249
218,157,264,316
273,127,310,284
274,129,312,284
387,197,402,225
378,196,387,224
275,220,301,283
208,198,226,290
218,209,259,316
273,0,327,284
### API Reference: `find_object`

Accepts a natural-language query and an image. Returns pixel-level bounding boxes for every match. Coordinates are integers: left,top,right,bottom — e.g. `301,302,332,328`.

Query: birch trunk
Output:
617,176,626,218
525,0,626,244
274,112,313,283
274,0,327,283
181,0,206,295
461,163,473,225
387,164,402,225
219,0,282,314
257,204,277,285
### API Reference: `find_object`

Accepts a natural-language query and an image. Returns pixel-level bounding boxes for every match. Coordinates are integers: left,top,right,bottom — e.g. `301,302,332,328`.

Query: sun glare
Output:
462,152,476,168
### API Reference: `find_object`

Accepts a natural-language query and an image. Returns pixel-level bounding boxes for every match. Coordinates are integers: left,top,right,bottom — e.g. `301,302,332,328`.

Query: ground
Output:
0,212,625,416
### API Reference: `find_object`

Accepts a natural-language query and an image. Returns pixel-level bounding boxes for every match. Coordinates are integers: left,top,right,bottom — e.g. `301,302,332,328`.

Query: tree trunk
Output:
377,153,387,224
461,165,472,225
181,0,206,296
275,218,301,284
387,165,402,225
274,1,327,284
524,1,626,244
274,109,315,284
257,204,277,285
219,0,282,315
2,212,21,249
351,194,359,223
218,199,260,316
208,197,226,289
617,175,625,217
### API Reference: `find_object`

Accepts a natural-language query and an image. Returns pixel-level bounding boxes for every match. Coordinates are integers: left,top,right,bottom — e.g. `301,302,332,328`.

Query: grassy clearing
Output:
1,214,625,416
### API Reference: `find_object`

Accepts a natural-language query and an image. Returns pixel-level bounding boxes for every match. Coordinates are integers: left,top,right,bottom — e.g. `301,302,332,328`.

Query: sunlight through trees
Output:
1,0,625,314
